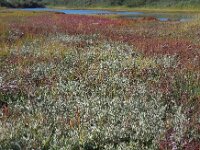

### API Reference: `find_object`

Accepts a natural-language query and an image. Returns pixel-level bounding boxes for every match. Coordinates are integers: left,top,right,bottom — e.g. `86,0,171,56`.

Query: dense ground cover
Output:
0,10,200,149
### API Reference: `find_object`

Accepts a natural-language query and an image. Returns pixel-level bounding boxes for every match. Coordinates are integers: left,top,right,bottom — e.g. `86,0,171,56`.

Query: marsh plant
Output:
0,34,199,149
0,11,200,149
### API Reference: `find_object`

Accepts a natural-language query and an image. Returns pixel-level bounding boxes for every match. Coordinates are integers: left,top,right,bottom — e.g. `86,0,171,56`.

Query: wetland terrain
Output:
0,5,200,150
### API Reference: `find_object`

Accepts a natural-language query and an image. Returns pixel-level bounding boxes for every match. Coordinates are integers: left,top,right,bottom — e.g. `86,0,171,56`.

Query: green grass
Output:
0,7,6,10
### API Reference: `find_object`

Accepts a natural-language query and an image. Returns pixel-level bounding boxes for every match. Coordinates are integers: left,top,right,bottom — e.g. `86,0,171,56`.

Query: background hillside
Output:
46,0,200,8
1,0,200,8
0,0,44,8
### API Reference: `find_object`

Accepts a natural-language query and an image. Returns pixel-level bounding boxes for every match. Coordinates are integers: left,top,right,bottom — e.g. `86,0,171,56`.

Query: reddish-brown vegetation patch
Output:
7,14,200,69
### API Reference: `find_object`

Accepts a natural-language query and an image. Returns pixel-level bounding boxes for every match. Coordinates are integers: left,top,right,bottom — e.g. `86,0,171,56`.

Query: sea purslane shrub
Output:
1,35,198,149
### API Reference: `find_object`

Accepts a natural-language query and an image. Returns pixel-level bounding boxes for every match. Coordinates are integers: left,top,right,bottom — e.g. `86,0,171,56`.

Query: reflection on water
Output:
19,8,194,22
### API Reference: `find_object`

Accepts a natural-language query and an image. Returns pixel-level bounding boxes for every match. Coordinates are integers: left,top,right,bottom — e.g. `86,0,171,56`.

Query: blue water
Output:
19,8,192,22
20,8,144,15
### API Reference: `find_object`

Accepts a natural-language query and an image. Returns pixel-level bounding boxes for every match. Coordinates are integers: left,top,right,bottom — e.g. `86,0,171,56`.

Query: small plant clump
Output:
0,11,200,150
